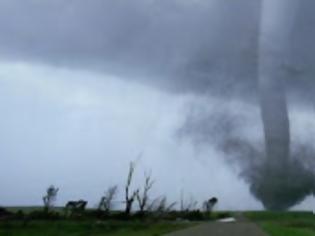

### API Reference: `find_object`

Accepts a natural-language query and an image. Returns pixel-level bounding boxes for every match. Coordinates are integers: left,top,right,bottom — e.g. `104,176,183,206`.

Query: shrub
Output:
28,210,61,220
0,207,12,220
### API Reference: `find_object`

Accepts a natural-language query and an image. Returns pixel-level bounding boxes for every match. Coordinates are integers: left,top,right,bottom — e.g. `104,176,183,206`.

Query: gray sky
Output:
1,0,315,210
0,62,262,210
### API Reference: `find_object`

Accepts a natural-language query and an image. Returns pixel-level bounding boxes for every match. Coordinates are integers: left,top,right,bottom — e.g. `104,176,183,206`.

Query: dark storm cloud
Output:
1,0,315,210
0,1,314,95
0,0,261,97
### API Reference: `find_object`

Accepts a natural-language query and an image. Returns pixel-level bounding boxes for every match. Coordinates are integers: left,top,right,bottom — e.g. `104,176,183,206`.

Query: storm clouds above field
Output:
1,0,315,210
0,0,261,98
1,0,314,96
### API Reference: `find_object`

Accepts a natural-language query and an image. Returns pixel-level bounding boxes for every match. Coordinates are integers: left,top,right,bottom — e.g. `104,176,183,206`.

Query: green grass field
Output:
246,211,315,236
6,206,64,213
11,207,315,236
0,220,194,236
0,206,198,236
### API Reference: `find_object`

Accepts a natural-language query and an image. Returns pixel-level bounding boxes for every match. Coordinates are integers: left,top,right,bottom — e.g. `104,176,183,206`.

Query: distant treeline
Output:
0,162,224,222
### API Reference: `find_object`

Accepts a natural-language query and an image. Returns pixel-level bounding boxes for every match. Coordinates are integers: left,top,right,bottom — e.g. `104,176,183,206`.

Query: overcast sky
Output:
1,0,315,210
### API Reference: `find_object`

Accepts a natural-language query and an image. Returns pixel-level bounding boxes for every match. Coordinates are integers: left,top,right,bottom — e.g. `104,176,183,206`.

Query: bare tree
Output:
159,197,177,213
149,196,176,214
184,195,198,211
180,189,185,212
203,197,218,212
125,162,138,215
65,200,88,217
43,185,59,212
98,185,118,213
180,190,197,212
136,172,154,214
147,197,162,212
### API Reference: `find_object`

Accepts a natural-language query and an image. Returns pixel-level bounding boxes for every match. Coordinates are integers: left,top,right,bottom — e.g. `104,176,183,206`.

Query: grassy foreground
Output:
0,220,194,236
246,211,315,236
